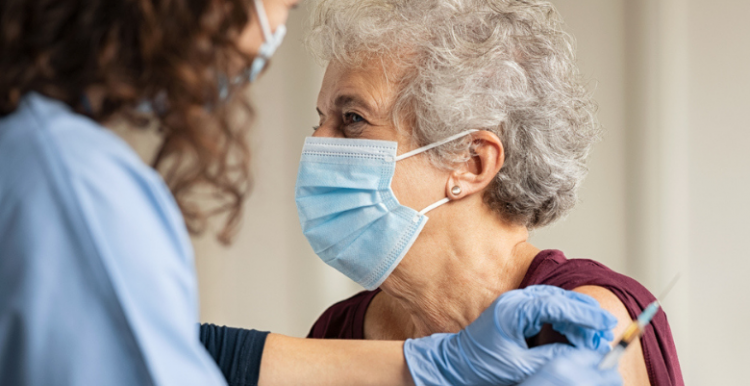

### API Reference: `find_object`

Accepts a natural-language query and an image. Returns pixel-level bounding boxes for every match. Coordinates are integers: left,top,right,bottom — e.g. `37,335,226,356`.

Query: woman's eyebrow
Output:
334,94,374,115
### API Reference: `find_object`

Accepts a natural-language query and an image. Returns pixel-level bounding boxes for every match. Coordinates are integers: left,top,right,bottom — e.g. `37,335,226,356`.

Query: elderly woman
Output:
296,0,683,385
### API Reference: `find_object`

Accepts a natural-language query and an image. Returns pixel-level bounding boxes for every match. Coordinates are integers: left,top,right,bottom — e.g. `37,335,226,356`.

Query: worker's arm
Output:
200,325,412,386
259,335,412,386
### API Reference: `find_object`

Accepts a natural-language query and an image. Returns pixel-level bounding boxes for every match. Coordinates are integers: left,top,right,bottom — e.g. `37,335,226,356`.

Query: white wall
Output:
530,0,629,274
179,1,750,384
686,1,750,383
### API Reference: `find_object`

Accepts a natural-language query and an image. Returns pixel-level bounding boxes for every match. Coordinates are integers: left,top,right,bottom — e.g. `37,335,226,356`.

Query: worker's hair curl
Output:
307,0,600,228
0,0,256,244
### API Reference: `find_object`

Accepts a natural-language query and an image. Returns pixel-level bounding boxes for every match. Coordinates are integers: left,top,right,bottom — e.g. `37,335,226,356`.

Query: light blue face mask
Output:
295,130,478,290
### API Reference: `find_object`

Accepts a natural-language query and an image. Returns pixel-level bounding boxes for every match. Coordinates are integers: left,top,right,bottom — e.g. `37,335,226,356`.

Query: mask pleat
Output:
329,210,419,286
296,189,382,221
303,203,390,254
311,224,368,260
296,162,384,190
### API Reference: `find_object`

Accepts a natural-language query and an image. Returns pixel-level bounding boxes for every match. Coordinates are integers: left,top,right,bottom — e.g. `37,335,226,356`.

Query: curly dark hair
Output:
0,0,257,244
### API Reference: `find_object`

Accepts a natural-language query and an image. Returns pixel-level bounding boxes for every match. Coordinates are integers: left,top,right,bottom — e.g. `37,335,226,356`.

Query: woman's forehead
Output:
317,60,399,115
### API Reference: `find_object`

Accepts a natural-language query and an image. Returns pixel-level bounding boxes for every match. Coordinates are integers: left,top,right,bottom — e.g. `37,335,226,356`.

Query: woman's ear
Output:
445,130,504,200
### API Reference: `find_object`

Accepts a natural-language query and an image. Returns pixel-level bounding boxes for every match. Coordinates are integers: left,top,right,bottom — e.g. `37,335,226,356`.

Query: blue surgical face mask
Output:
295,130,478,290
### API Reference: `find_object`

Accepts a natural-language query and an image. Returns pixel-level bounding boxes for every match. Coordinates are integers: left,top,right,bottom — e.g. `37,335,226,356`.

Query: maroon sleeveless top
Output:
308,250,684,386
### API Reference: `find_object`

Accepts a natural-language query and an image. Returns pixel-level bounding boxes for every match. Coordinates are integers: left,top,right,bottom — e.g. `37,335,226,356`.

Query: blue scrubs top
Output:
0,93,227,385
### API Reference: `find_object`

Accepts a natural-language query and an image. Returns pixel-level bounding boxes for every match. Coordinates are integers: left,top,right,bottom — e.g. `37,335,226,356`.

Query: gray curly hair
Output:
306,0,600,228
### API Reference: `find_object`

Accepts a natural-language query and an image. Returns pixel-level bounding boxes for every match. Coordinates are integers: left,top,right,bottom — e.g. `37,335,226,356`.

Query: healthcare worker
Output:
0,0,623,385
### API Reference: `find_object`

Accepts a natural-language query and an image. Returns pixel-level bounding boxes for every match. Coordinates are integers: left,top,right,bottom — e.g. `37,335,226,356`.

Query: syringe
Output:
598,301,660,369
598,274,680,370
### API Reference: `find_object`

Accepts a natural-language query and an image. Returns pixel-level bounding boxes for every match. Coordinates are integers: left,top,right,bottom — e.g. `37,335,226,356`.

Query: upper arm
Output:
574,286,651,386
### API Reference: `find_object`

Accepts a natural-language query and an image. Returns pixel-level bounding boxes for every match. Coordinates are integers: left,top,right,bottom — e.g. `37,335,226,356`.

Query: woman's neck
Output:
377,206,540,338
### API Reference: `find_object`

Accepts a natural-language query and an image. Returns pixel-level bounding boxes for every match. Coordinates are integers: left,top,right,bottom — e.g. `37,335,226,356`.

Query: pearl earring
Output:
451,186,462,195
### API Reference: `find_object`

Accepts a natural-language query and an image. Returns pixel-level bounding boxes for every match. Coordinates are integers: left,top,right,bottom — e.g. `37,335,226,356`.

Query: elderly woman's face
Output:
314,60,452,216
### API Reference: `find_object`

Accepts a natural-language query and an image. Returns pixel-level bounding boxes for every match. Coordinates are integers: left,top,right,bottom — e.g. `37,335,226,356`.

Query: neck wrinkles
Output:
379,217,539,338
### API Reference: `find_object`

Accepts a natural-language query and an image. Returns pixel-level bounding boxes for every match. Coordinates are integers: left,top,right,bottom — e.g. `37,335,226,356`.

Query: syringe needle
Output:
656,273,681,303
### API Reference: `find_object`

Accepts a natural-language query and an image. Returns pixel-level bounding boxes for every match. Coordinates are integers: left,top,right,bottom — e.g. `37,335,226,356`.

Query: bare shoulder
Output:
574,286,651,386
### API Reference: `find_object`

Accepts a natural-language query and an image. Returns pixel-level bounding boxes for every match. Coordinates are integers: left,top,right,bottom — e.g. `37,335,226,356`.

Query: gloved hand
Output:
403,285,617,386
519,349,622,386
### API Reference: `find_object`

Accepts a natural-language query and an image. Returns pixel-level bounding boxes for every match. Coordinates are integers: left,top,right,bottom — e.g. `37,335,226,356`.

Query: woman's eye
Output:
312,125,320,131
343,112,365,125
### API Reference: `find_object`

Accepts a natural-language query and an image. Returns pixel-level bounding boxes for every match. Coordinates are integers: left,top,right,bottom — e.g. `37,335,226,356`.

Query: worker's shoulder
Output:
0,93,158,200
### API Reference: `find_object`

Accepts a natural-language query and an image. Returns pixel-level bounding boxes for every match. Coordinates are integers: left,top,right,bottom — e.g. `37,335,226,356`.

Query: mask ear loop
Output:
398,130,479,222
412,198,450,222
395,130,479,162
233,0,288,85
418,198,450,216
253,0,274,41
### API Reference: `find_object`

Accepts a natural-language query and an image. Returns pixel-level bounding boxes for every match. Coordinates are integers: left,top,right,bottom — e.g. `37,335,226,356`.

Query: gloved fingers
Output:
519,286,616,328
523,343,579,368
548,293,615,351
551,322,614,352
521,294,618,337
516,285,577,301
520,349,623,386
556,292,618,330
598,367,625,386
568,350,623,386
487,287,552,340
518,285,567,295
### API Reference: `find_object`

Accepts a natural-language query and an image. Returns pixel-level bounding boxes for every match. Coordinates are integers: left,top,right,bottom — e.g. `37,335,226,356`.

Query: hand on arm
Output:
403,285,617,386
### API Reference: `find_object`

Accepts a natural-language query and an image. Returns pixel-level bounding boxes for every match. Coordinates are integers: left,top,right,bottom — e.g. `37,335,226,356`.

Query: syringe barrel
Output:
637,301,661,328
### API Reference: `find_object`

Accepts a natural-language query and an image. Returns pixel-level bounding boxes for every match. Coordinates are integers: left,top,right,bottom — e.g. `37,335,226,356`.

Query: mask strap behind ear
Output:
395,129,479,162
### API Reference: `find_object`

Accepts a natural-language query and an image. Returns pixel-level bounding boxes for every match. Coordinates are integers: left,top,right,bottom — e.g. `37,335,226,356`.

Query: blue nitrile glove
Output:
519,349,623,386
403,285,617,386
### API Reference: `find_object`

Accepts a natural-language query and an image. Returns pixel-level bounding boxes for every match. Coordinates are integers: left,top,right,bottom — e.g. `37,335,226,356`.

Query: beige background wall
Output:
183,1,750,384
